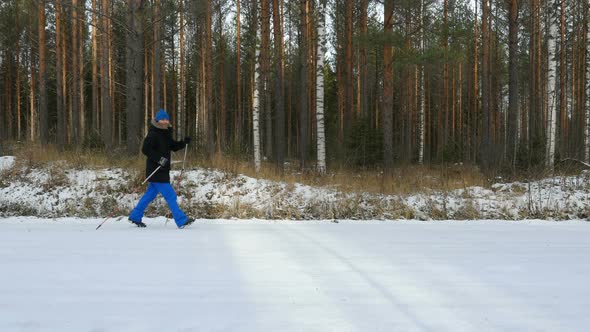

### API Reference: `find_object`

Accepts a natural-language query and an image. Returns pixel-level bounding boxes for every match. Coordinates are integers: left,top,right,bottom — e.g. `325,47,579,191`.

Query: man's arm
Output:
142,133,162,165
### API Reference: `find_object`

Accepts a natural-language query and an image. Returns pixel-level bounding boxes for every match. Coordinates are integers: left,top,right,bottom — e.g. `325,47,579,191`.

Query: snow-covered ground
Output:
0,217,588,331
1,156,589,220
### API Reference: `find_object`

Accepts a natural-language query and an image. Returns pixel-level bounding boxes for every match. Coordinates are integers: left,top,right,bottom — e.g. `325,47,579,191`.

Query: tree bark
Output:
101,0,112,149
272,0,285,170
299,0,309,168
508,0,519,167
345,0,353,128
235,0,242,147
38,0,48,144
261,0,272,159
481,0,490,169
419,0,425,164
559,0,566,157
56,0,66,149
546,0,559,171
253,2,262,172
126,0,144,154
72,0,80,142
316,0,327,174
205,0,215,155
586,1,590,163
383,0,394,171
15,0,21,141
359,0,368,117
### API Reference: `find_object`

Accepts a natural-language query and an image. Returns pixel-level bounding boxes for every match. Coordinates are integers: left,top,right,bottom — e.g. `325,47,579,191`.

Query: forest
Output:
0,0,588,175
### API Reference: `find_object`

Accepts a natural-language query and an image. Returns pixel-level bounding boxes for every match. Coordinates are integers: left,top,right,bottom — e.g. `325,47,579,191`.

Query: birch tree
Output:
253,4,262,172
316,0,327,174
418,0,425,164
546,0,558,171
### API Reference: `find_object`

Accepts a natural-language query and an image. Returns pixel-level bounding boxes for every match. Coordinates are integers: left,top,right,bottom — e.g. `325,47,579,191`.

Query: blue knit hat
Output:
155,109,170,122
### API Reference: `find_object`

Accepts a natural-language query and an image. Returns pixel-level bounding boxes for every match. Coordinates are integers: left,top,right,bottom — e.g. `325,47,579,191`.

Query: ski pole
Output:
96,215,123,230
142,165,162,185
97,161,165,230
179,142,188,181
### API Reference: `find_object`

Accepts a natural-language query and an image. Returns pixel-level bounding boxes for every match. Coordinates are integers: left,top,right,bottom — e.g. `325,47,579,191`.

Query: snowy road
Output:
0,218,588,332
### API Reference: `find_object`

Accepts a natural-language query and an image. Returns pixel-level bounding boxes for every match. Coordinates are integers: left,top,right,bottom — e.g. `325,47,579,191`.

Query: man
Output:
128,109,194,228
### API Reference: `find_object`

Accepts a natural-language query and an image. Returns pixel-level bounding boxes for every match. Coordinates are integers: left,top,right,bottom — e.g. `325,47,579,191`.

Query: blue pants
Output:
129,182,188,228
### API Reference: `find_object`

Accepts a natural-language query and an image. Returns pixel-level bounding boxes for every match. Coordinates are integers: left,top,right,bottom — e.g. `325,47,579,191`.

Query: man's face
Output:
158,119,170,126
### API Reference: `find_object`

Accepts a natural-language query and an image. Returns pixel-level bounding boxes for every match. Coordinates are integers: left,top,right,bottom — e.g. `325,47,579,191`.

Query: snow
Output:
0,156,15,171
2,155,589,220
0,217,588,331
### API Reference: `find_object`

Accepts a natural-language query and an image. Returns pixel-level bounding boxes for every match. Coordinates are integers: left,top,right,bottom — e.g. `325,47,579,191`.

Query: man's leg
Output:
129,182,159,222
154,183,188,227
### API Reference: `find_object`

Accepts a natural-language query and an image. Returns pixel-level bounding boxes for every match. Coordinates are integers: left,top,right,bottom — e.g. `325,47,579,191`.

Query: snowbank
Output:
1,157,589,220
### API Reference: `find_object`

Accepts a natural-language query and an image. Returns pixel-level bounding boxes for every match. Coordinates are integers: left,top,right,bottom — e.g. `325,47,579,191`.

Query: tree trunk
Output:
56,0,66,150
235,0,242,148
153,0,161,112
359,0,368,117
299,0,309,169
253,2,262,172
72,0,80,142
316,0,327,173
29,14,36,142
92,0,99,134
205,0,215,155
345,0,353,128
508,0,519,167
472,0,479,162
586,1,590,163
481,0,490,169
261,0,272,159
419,0,425,164
38,0,48,144
15,0,21,141
546,0,558,171
180,0,186,140
217,2,225,151
559,0,566,158
383,0,394,171
126,0,144,154
101,0,112,149
273,0,285,170
79,2,85,140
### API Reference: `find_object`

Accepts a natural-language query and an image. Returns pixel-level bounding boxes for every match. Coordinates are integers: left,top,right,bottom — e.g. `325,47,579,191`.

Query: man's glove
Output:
184,136,192,145
158,157,169,167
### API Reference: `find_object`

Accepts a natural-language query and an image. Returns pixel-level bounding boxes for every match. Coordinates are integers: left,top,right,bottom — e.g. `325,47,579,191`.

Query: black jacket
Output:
142,121,186,183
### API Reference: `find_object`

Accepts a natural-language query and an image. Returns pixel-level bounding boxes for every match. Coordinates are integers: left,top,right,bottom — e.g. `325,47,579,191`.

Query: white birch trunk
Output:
316,0,327,174
586,3,590,163
177,8,183,140
546,0,558,171
253,19,262,173
418,0,425,164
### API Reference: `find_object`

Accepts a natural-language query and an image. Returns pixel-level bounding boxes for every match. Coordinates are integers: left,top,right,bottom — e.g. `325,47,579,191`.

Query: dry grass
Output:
6,142,486,196
9,142,144,170
195,153,486,196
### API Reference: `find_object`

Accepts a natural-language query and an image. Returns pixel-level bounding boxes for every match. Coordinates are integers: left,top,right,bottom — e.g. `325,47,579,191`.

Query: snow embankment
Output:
1,156,589,220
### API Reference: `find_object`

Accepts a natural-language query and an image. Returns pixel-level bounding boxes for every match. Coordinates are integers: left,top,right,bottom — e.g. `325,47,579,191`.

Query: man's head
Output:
155,109,170,125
